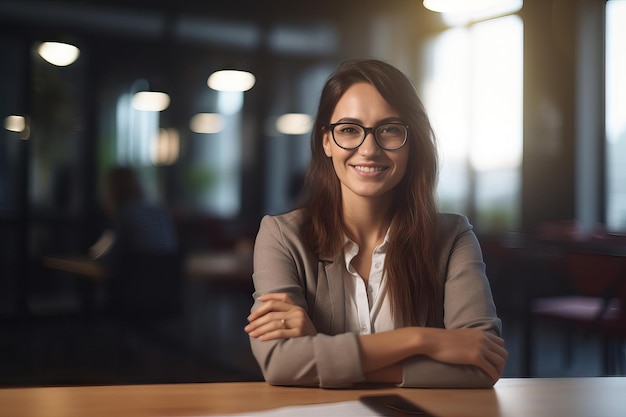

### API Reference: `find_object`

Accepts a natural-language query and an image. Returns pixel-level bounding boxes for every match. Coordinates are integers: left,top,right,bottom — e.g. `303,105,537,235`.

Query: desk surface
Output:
44,251,252,283
43,255,106,280
0,378,624,417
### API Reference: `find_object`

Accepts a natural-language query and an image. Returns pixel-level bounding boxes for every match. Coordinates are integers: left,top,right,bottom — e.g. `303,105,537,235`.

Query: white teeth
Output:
354,165,385,173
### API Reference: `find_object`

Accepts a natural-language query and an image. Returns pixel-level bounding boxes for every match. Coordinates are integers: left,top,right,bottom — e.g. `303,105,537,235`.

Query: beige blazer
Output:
249,209,502,388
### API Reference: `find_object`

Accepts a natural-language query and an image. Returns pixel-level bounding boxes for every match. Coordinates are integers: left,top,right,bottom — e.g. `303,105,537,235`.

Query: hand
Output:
245,293,317,341
421,328,508,383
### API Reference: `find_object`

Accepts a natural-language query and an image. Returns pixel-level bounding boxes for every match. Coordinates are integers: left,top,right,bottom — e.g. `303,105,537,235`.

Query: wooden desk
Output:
44,251,252,283
43,255,106,280
0,378,624,417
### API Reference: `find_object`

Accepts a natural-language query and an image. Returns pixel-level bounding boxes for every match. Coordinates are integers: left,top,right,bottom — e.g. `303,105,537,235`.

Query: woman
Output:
245,59,507,388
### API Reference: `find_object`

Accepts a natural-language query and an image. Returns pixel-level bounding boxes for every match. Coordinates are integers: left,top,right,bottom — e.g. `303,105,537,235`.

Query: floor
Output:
0,281,623,388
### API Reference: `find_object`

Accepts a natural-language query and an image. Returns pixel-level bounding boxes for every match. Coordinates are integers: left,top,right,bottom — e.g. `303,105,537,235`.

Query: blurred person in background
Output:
89,166,178,271
245,59,507,388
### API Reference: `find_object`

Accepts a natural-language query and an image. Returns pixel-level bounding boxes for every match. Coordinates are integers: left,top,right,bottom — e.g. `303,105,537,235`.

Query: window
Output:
421,7,523,233
606,0,626,232
191,90,243,217
264,62,334,214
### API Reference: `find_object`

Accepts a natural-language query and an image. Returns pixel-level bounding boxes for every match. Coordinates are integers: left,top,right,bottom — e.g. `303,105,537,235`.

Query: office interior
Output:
1,0,625,386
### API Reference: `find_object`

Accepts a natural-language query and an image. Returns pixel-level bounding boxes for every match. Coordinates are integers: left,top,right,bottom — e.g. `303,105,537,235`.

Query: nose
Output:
358,131,381,155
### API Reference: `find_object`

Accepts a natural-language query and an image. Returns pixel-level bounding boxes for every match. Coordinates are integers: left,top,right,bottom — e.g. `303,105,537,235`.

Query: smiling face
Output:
322,82,409,207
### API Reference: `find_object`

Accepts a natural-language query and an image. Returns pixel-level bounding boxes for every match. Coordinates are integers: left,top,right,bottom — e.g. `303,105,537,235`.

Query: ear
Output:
322,131,333,157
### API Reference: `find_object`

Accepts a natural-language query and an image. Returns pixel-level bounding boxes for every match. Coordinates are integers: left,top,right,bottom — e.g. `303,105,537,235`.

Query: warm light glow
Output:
275,113,313,135
132,91,170,112
4,115,26,132
190,113,225,134
424,0,520,14
207,70,256,92
152,128,179,166
37,41,80,66
4,114,30,140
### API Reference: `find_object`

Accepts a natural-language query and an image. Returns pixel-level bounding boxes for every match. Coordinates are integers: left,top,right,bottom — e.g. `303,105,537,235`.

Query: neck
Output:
342,197,392,248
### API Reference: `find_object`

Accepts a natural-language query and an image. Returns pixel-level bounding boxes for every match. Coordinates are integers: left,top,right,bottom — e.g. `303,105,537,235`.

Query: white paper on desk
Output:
206,400,380,416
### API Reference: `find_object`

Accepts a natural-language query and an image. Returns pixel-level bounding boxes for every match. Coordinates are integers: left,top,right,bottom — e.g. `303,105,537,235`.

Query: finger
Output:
483,334,507,361
248,318,290,339
485,349,506,376
244,312,288,333
245,311,274,332
485,337,509,362
483,344,508,377
493,348,509,373
478,356,500,383
484,333,506,347
249,324,283,339
247,299,292,321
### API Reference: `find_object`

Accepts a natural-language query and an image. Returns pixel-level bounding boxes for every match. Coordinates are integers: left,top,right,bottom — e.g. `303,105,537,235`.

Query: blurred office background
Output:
1,0,625,386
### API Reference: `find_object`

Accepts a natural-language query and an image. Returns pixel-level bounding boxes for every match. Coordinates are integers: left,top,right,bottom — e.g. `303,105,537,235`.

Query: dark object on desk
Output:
529,250,626,375
360,394,438,416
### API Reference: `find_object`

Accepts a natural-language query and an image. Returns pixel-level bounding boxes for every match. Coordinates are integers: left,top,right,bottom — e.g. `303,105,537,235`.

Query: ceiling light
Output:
37,41,80,66
4,115,30,140
276,113,313,135
190,113,225,134
207,70,256,92
4,115,26,132
132,91,170,112
424,0,510,14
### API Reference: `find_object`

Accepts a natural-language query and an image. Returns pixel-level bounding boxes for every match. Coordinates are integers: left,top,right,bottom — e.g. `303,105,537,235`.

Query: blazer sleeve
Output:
249,215,366,388
399,215,503,388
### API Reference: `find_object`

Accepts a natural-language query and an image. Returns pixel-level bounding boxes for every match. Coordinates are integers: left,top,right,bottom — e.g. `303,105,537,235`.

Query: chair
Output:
528,250,626,375
104,251,186,371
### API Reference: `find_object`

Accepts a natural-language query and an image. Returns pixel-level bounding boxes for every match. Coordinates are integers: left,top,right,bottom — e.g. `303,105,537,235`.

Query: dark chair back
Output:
565,251,626,300
107,251,183,321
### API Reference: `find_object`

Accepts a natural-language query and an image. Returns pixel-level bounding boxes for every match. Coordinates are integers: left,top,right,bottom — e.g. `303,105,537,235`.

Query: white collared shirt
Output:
342,231,396,335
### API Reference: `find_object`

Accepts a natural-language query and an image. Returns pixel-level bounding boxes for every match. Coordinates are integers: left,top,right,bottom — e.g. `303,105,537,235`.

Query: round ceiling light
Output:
37,41,80,66
276,113,313,135
4,115,26,132
132,91,171,112
424,0,504,13
207,70,256,92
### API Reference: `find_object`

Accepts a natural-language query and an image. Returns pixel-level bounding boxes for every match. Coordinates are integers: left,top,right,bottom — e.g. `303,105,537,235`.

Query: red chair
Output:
529,250,626,375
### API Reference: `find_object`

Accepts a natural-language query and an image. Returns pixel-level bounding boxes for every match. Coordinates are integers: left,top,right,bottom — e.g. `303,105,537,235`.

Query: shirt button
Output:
361,326,368,334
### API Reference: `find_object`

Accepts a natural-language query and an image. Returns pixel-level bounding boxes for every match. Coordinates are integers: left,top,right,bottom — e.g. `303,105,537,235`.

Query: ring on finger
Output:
280,318,286,329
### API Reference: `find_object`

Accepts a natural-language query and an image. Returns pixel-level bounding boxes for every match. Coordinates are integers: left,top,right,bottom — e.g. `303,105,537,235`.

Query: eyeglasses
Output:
327,122,408,151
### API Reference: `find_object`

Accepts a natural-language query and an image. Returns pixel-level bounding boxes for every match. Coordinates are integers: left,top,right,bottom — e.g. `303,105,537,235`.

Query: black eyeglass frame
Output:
327,122,409,151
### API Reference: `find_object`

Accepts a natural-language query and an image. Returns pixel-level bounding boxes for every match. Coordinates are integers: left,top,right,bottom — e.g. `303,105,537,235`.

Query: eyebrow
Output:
332,116,404,125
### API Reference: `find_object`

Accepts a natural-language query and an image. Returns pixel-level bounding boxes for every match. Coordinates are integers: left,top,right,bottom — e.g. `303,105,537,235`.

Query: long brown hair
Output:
300,59,440,325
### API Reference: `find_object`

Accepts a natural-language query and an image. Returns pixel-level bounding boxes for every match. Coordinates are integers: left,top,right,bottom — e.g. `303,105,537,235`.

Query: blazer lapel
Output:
325,255,346,334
